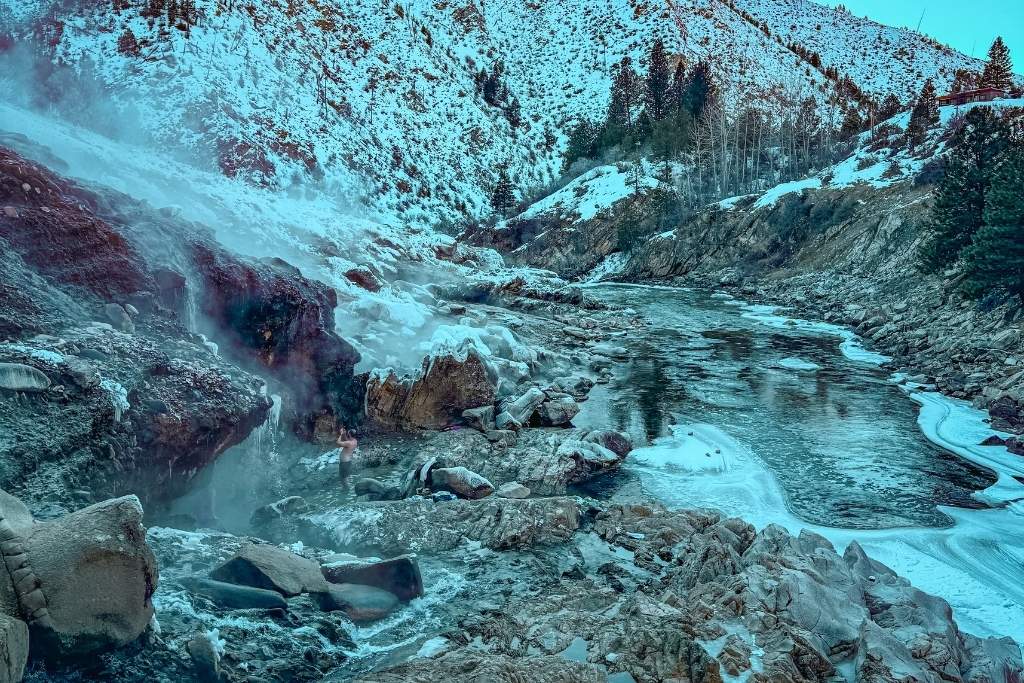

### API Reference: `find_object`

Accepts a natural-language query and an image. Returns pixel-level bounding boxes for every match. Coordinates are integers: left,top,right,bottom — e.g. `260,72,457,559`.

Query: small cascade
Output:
184,279,200,333
251,391,283,462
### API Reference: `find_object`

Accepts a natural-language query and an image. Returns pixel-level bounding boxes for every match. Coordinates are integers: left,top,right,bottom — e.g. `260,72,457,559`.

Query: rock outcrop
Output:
365,349,496,430
192,245,363,437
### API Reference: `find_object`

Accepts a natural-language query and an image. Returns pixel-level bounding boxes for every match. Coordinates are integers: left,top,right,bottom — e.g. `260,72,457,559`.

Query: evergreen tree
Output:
918,156,986,272
877,93,902,121
644,38,671,122
838,107,862,140
562,119,599,172
979,37,1014,91
601,56,641,152
682,60,715,122
962,146,1024,298
907,79,939,149
950,68,978,94
667,60,687,114
490,166,517,216
117,27,140,56
918,107,1012,271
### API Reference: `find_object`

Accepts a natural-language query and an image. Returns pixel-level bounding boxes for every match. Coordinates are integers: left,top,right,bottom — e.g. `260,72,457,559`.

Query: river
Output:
576,283,1024,644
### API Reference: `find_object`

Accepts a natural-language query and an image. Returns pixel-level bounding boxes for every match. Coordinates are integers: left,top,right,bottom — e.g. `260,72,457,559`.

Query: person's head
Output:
336,427,357,445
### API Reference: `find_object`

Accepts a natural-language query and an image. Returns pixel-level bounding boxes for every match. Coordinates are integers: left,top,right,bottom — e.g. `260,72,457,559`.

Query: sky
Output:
818,0,1024,73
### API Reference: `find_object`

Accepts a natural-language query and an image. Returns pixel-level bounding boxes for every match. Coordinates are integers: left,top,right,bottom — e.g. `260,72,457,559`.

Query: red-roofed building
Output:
937,87,1010,107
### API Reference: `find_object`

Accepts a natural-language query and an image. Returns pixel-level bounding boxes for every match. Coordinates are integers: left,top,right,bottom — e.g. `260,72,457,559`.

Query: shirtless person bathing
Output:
336,427,358,486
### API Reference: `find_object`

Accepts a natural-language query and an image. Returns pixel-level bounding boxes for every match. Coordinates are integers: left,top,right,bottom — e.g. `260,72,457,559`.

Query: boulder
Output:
461,405,496,432
533,396,580,426
503,387,546,424
494,411,521,431
210,543,328,597
583,429,634,458
250,496,309,526
495,482,531,499
0,615,27,683
20,495,157,655
193,244,363,436
321,555,423,602
181,577,287,611
315,583,399,623
556,440,624,483
187,632,223,682
343,266,382,292
429,467,495,499
365,350,496,430
103,303,135,333
0,363,50,393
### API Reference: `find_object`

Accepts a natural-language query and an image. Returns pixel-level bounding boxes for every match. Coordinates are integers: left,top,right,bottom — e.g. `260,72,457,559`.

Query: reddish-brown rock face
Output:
191,244,363,435
365,350,496,430
0,147,154,300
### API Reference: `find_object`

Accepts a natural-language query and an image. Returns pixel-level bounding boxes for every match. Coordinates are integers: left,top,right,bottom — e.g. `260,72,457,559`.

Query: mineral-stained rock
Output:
315,583,398,623
193,243,362,436
429,466,495,499
209,542,328,597
583,429,633,458
365,349,496,430
321,555,423,602
0,614,28,683
19,495,158,655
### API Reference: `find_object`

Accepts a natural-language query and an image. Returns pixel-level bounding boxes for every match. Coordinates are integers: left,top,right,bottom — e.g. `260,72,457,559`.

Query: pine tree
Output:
962,146,1024,298
667,60,687,114
490,166,517,216
838,107,862,140
877,93,902,121
600,57,641,152
117,28,140,56
562,119,598,172
978,37,1014,91
644,38,671,122
918,156,986,272
907,79,939,149
682,60,715,122
918,107,1013,271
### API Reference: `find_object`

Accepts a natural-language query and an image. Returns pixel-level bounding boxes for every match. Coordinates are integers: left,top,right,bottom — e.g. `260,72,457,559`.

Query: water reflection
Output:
577,286,995,529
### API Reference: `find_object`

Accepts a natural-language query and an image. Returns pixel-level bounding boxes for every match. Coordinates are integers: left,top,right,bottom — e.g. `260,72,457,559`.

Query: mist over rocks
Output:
191,242,364,438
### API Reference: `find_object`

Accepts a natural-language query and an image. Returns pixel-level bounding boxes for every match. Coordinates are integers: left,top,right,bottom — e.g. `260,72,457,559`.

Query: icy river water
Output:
577,284,1024,644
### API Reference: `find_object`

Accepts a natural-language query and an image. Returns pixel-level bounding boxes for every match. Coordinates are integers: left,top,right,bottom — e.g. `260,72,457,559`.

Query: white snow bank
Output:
752,177,821,209
740,304,891,365
518,164,660,224
584,252,628,283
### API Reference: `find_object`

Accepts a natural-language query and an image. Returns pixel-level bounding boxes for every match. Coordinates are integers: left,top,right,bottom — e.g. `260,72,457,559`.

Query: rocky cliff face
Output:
0,144,374,506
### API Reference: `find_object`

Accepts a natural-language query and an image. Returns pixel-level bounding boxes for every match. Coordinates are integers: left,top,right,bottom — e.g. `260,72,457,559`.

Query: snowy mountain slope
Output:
730,0,988,100
0,0,992,225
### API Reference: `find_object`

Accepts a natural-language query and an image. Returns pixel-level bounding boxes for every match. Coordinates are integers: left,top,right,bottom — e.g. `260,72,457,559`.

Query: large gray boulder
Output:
21,495,158,655
0,363,50,393
503,387,546,424
315,583,399,623
181,577,288,611
534,396,580,426
210,543,328,597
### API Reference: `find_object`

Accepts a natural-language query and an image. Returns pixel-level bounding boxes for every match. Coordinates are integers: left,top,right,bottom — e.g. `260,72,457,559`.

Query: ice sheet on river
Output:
740,303,892,365
631,392,1024,645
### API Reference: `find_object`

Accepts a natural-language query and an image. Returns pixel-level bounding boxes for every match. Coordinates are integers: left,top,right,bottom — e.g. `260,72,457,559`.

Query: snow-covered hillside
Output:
0,0,989,224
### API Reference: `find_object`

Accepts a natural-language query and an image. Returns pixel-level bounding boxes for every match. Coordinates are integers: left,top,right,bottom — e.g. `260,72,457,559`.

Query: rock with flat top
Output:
0,363,50,393
496,482,530,499
181,577,287,611
210,543,328,597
